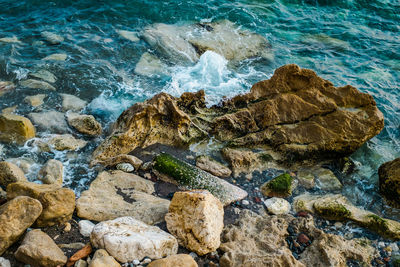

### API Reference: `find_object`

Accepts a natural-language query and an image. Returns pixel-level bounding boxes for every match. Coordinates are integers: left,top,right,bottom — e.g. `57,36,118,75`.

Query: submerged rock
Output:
0,81,15,96
47,134,88,151
0,196,43,255
29,69,57,83
15,229,67,267
195,155,231,177
0,113,36,144
0,161,27,188
24,94,46,107
94,64,383,166
314,168,342,191
117,29,139,42
141,20,272,63
0,36,21,43
153,153,248,205
90,216,178,263
76,171,169,224
41,31,64,44
19,79,56,90
222,148,274,176
294,194,400,240
67,113,102,136
261,173,296,198
134,52,167,77
165,190,224,255
148,254,198,267
7,181,75,227
379,158,400,208
42,53,67,61
29,110,68,133
38,159,63,185
61,94,87,112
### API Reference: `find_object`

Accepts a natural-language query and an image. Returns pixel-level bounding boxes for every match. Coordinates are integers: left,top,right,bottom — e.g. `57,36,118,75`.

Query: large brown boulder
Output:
93,65,383,164
0,114,35,144
379,158,400,208
0,196,43,255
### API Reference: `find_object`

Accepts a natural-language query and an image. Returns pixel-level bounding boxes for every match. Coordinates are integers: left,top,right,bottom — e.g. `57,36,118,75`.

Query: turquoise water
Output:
0,0,399,217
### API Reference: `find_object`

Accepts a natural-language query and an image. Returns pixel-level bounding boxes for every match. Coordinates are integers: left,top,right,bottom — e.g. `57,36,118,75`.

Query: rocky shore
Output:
0,23,399,267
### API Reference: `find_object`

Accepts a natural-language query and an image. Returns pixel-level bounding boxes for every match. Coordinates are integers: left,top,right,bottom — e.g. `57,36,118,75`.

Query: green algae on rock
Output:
378,157,400,208
153,153,247,205
261,173,295,198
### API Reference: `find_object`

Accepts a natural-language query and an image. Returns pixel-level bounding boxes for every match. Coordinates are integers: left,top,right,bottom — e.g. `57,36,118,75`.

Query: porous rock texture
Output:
0,196,42,255
165,190,224,255
90,216,178,263
219,209,377,267
93,64,383,165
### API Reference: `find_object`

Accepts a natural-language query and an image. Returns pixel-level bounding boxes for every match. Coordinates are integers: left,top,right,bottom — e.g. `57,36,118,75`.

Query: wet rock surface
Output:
0,162,27,189
379,157,400,208
67,113,102,136
0,114,35,144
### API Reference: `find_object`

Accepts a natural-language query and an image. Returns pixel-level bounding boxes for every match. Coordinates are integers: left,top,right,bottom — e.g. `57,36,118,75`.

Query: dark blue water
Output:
0,0,399,218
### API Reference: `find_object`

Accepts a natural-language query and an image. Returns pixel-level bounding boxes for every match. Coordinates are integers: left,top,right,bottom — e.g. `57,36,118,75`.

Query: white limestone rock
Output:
263,197,291,215
79,220,96,237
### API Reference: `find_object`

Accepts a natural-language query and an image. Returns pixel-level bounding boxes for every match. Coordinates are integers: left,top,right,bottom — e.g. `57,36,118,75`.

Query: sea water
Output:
0,0,399,220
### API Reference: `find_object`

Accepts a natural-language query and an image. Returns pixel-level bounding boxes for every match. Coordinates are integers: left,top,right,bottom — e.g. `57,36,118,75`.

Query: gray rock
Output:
61,94,87,112
24,94,46,107
134,52,167,77
315,168,342,191
0,36,21,43
117,30,139,42
20,79,56,90
41,31,64,44
263,197,291,215
79,220,95,237
38,159,63,185
29,70,57,83
0,257,11,267
42,53,67,61
28,111,68,133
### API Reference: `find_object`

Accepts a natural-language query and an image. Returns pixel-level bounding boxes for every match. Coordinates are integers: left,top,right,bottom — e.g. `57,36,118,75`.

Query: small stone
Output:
61,94,87,112
29,70,57,83
0,161,27,188
117,30,139,42
42,53,67,61
147,254,198,267
296,170,315,189
263,197,291,215
67,113,102,136
38,159,64,185
315,168,342,191
116,163,134,172
90,217,178,263
1,106,16,114
41,31,64,44
0,257,11,267
89,249,120,267
196,155,231,178
142,258,151,264
133,260,140,265
24,94,46,107
79,220,95,237
242,199,249,205
47,134,88,151
379,242,386,248
261,173,295,198
20,79,56,90
165,190,224,256
334,222,343,228
28,111,68,133
5,158,35,174
297,233,310,244
390,243,399,252
64,222,72,232
15,229,67,267
0,81,15,96
67,243,92,267
74,259,88,267
59,243,86,249
0,113,36,144
0,36,21,43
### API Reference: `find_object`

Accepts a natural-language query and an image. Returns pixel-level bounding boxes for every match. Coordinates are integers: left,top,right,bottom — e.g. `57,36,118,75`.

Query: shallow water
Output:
0,0,399,221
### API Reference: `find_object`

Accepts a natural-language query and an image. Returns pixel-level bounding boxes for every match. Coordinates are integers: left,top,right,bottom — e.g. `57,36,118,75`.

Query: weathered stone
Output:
67,113,102,136
29,110,68,133
0,257,10,267
379,158,400,208
0,113,35,144
61,94,87,112
79,220,95,237
153,153,248,205
0,161,26,188
19,79,56,90
294,194,400,240
0,81,15,96
38,159,63,185
263,197,291,215
219,210,302,267
5,158,35,174
165,190,224,255
315,168,342,191
0,188,5,204
148,254,198,267
90,217,178,263
0,196,43,255
15,229,67,267
89,249,120,267
0,36,21,43
92,92,206,161
24,94,46,107
47,134,88,151
261,173,295,198
196,155,231,177
29,70,57,83
117,30,139,42
296,170,315,189
42,53,67,61
41,31,64,44
75,259,88,267
116,163,134,172
7,181,75,227
76,171,169,224
91,154,143,170
134,52,167,77
1,106,16,114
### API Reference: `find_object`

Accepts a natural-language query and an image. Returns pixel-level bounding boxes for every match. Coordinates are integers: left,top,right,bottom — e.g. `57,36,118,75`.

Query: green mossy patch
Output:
314,202,351,221
365,214,390,233
261,173,294,197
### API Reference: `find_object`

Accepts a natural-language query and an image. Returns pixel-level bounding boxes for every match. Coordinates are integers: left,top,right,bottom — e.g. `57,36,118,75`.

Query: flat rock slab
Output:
0,196,42,255
76,171,169,224
29,111,68,133
15,229,67,267
91,217,178,263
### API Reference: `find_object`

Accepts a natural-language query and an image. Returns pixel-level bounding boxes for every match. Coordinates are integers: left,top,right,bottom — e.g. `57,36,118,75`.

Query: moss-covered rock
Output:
260,173,295,198
153,153,247,205
378,158,400,208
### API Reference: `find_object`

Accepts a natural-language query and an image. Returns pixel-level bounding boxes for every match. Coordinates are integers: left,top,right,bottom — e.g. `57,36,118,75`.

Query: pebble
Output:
297,233,310,244
79,220,95,237
296,211,309,217
64,222,72,232
334,222,343,228
390,243,399,252
254,197,261,203
142,258,151,264
242,200,249,205
116,163,134,173
189,252,198,259
378,242,386,248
